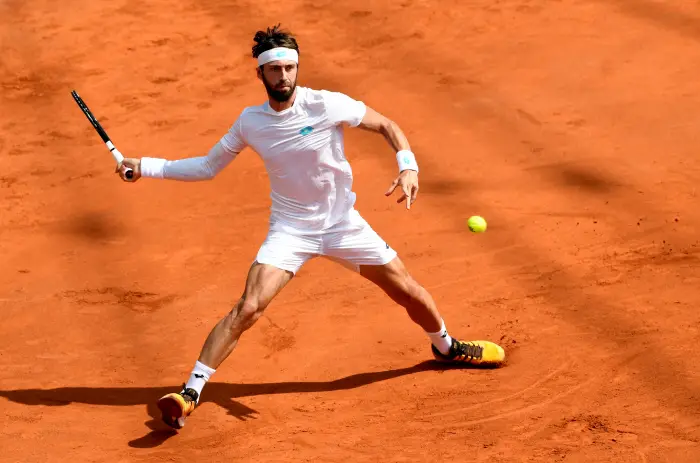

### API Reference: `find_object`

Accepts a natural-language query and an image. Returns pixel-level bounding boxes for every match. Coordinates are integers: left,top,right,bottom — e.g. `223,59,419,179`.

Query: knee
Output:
232,297,267,327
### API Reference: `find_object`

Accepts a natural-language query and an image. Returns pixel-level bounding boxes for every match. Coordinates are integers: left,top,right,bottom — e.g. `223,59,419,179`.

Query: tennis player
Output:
117,24,506,430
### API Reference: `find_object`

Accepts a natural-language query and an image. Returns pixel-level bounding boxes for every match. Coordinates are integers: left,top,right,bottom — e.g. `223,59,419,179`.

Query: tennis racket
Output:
71,90,134,180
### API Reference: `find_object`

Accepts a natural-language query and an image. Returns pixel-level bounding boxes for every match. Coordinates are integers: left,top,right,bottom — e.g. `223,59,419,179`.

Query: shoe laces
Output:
453,341,483,360
180,383,199,404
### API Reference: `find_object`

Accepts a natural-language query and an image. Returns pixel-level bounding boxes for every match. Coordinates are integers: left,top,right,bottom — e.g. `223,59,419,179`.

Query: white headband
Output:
257,47,299,66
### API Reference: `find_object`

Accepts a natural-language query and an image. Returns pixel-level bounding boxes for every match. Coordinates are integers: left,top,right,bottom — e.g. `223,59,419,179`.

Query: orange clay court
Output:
2,0,700,461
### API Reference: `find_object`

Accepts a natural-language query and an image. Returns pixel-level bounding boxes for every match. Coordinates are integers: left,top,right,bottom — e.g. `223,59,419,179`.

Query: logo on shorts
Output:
300,126,314,136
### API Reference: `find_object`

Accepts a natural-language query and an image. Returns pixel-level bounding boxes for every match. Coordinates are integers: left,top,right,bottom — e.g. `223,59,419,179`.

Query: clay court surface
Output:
2,0,700,461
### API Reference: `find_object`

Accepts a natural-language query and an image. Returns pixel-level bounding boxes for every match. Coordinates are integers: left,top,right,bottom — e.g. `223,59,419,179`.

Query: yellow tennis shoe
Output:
157,386,199,429
432,338,506,367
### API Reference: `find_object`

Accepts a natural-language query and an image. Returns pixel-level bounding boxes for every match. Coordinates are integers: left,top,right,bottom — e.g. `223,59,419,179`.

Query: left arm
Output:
357,107,411,153
357,107,420,210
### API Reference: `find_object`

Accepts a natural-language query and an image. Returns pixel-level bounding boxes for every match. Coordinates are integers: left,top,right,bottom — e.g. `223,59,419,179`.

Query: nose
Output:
280,68,291,83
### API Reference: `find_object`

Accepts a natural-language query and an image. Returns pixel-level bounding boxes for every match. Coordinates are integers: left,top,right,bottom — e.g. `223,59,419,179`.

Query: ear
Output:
256,66,262,80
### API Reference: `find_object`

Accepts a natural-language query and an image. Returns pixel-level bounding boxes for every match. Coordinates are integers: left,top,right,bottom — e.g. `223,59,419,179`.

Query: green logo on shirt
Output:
300,126,314,136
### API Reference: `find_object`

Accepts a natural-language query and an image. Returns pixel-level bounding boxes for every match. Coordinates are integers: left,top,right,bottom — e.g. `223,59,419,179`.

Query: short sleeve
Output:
321,90,367,127
220,111,248,154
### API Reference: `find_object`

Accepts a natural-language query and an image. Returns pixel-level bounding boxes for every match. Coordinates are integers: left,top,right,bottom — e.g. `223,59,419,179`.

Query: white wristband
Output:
140,157,167,178
396,150,419,173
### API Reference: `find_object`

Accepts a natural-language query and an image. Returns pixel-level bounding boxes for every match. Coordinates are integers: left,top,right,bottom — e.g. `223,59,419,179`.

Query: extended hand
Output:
385,170,419,209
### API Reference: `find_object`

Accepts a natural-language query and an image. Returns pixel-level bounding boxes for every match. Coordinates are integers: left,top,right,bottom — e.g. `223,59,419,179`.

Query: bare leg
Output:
359,256,506,366
359,255,442,333
199,261,294,369
158,262,294,429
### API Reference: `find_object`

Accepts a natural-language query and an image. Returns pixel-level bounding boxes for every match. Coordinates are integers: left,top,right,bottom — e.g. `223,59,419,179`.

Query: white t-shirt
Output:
140,86,367,233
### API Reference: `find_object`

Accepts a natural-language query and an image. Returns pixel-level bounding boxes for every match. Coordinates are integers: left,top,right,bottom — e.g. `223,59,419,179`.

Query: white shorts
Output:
255,209,398,274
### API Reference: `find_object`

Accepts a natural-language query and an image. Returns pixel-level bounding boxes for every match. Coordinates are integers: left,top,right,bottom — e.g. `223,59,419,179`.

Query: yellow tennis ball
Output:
467,216,487,233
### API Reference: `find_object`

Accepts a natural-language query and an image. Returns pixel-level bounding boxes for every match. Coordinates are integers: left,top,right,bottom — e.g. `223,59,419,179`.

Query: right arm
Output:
118,141,239,182
116,113,247,182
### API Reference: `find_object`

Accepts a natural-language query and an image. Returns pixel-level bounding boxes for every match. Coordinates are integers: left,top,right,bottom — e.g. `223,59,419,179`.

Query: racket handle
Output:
107,142,135,181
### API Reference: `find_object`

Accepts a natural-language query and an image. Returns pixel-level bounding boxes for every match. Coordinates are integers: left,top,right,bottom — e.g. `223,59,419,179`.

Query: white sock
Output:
426,319,453,355
184,360,216,402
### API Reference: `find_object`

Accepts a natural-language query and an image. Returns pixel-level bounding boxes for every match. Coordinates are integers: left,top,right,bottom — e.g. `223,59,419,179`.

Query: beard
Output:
262,72,297,102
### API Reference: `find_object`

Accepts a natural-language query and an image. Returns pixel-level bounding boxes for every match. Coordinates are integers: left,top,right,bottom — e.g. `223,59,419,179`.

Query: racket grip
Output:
107,141,124,162
108,142,135,181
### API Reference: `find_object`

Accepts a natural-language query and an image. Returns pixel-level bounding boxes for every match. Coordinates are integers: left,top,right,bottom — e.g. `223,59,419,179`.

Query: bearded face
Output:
259,61,298,102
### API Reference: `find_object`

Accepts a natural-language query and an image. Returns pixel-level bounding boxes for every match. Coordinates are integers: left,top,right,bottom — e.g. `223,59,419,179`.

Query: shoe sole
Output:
432,352,506,367
157,396,187,429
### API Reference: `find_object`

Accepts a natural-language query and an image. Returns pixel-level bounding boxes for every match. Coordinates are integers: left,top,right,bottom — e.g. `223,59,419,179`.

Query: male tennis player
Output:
117,25,506,429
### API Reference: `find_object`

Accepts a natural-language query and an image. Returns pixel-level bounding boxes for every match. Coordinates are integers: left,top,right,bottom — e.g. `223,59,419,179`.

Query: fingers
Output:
385,178,399,196
114,158,141,182
402,184,412,209
115,162,129,181
116,164,133,182
387,174,419,211
411,184,419,204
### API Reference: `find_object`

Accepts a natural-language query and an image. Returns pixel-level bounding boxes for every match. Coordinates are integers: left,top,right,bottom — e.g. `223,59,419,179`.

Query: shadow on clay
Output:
0,360,497,449
601,0,700,41
526,163,623,194
59,211,125,242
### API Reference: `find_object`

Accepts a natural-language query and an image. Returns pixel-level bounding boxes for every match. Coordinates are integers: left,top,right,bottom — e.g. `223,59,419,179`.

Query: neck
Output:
268,88,297,112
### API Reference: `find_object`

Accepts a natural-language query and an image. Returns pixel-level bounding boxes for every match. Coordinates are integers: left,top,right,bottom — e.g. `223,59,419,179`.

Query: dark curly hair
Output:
251,24,300,59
